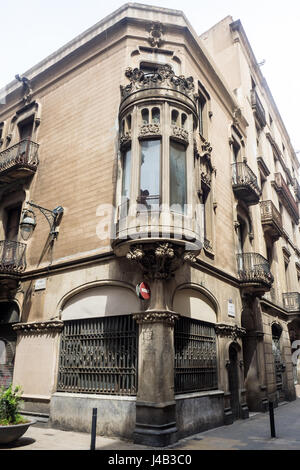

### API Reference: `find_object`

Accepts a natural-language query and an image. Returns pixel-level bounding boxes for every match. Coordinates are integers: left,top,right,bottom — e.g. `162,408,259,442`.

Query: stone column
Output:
133,306,179,447
125,242,197,446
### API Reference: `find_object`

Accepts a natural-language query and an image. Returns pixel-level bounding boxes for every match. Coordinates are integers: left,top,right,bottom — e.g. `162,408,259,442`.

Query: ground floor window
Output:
57,315,138,396
174,317,218,393
0,325,16,389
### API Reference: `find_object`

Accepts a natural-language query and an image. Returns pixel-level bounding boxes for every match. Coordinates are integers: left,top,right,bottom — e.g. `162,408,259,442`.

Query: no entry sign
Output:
136,282,151,300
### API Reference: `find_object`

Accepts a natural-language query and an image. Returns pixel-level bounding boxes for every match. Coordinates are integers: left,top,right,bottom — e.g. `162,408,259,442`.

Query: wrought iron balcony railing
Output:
282,292,300,313
251,89,266,128
272,173,299,224
0,240,26,274
237,252,273,289
260,200,283,241
0,139,39,182
232,162,261,205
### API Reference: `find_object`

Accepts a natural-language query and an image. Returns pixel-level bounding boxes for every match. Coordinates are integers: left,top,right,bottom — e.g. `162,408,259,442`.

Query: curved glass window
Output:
139,139,161,210
120,147,131,218
170,140,186,212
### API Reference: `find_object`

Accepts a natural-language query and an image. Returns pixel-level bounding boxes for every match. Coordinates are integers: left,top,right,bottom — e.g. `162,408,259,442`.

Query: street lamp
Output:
20,201,64,241
19,209,36,241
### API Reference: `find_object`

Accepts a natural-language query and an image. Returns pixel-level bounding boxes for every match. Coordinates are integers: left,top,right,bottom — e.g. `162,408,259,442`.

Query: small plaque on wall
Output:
35,278,47,291
228,299,235,318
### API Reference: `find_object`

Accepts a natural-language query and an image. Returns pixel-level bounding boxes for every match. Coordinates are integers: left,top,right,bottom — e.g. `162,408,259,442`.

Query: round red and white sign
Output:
136,282,151,300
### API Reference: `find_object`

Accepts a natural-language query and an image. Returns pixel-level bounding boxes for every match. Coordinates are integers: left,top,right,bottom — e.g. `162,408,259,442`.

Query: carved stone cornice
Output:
215,323,246,340
133,310,179,326
13,320,64,334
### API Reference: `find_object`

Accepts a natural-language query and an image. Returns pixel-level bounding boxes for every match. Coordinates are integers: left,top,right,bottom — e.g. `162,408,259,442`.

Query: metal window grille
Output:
174,317,218,393
57,315,138,396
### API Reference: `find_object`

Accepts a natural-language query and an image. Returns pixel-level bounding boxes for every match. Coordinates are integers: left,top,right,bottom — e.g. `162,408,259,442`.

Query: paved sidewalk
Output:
1,399,300,451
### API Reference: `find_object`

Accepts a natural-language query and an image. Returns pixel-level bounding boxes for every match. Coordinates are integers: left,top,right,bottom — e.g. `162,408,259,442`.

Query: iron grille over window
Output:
174,317,218,393
57,315,138,396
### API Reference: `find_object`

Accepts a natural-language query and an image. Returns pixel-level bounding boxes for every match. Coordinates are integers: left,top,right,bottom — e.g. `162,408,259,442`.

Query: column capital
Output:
133,310,179,326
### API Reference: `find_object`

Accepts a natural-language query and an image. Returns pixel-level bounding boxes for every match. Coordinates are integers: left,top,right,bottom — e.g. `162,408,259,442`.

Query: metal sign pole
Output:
90,408,97,450
269,401,276,438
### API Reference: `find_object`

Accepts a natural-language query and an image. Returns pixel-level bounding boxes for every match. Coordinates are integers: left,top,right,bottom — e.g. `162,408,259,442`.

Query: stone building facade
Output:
0,3,299,446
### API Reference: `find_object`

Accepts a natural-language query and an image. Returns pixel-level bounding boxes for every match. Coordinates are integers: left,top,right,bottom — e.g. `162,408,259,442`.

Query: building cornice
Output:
230,19,299,168
0,3,244,128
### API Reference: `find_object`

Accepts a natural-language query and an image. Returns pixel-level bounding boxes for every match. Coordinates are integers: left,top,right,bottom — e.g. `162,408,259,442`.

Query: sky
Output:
0,0,299,151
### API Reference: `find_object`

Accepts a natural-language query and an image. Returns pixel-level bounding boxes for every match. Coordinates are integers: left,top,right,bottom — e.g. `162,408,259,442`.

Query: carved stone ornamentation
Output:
171,126,189,143
120,131,132,148
215,323,246,340
133,310,179,326
139,124,161,138
147,21,165,48
121,64,195,100
13,321,64,334
126,242,196,280
15,75,33,104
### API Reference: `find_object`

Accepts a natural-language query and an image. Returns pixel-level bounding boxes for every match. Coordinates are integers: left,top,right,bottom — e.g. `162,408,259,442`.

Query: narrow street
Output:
1,399,300,451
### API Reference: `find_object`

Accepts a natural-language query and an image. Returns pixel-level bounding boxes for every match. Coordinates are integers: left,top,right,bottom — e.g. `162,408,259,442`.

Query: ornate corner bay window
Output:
113,64,202,255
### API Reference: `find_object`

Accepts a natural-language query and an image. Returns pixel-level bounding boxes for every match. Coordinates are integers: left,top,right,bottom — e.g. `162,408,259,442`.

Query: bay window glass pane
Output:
122,148,131,198
120,148,131,218
140,139,160,209
170,140,186,212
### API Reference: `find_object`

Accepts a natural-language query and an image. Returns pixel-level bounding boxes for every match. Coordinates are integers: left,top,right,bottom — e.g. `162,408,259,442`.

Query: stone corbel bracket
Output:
215,323,246,340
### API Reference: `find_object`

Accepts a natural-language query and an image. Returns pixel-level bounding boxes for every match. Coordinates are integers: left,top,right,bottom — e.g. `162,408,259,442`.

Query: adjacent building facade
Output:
0,3,299,446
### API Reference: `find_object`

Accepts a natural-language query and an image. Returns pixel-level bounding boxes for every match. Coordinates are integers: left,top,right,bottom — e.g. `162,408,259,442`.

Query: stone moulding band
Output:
133,310,179,326
13,321,64,333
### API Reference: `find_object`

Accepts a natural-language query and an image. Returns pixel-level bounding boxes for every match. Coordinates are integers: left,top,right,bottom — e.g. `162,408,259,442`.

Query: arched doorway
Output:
228,343,240,420
0,302,19,388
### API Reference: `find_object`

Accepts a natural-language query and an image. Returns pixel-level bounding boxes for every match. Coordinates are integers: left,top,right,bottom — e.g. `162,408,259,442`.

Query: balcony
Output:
251,89,266,128
237,252,274,294
282,292,300,313
0,139,39,183
260,200,283,241
293,178,300,202
0,240,26,275
272,173,299,224
113,200,202,257
232,162,261,205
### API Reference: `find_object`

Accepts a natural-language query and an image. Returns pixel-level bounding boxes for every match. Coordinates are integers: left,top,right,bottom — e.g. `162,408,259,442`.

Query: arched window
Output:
152,108,160,124
170,140,186,212
181,113,187,128
171,110,179,126
141,109,149,124
126,114,132,131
